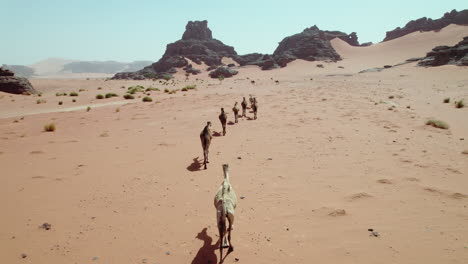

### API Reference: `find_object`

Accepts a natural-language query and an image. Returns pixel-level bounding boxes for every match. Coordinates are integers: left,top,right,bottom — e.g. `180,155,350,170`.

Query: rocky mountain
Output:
384,9,468,42
1,64,35,78
114,20,238,80
237,25,357,70
418,36,468,66
114,21,362,78
0,67,37,95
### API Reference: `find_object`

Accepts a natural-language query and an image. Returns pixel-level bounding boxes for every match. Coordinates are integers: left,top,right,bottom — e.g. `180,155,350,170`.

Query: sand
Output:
1,25,468,264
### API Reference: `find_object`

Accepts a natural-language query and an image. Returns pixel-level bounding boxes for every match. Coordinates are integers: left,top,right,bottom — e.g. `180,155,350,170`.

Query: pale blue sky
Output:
1,0,466,65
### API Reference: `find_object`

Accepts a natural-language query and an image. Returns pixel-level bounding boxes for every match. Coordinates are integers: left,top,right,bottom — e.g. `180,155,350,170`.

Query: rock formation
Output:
113,20,238,79
384,9,468,42
208,67,238,78
112,21,362,77
0,67,37,95
418,36,468,66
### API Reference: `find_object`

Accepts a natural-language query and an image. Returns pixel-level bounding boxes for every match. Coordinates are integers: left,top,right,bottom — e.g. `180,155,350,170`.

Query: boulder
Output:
418,36,468,66
0,67,37,95
208,67,238,78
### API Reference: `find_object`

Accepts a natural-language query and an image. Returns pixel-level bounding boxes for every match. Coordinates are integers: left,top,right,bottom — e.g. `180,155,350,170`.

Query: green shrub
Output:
455,99,465,108
69,92,78,96
426,119,449,129
44,123,56,132
96,94,104,99
162,74,172,81
142,96,153,102
79,88,86,92
145,87,160,92
36,99,46,104
55,92,66,96
105,93,118,98
164,88,170,93
87,106,91,112
123,94,135,99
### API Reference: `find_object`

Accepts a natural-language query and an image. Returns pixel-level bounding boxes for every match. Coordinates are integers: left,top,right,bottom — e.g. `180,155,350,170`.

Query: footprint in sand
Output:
377,179,393,184
423,187,467,200
348,192,373,201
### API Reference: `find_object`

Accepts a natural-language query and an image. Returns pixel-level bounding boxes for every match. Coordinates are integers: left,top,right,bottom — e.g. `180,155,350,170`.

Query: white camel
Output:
214,164,237,262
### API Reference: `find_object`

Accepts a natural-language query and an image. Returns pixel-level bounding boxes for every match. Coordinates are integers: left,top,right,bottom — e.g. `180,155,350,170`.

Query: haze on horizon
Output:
1,0,466,65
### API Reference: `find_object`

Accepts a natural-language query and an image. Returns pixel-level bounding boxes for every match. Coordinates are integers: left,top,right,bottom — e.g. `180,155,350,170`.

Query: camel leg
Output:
218,225,224,263
203,148,208,169
227,217,234,253
223,126,226,136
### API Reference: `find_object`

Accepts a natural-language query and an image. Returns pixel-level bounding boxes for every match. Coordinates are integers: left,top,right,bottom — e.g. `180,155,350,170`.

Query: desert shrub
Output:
115,107,120,112
127,85,144,94
69,92,78,96
426,119,449,129
96,94,104,99
79,88,86,92
44,123,56,132
72,99,76,102
455,99,465,108
162,74,172,81
142,96,153,102
105,93,118,98
182,84,196,91
123,94,135,99
87,106,91,112
218,75,225,82
58,101,63,105
164,88,170,93
55,92,66,96
443,98,450,103
145,87,160,92
36,99,46,104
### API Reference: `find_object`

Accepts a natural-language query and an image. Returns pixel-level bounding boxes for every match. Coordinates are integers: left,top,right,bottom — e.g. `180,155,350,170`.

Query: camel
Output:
241,97,247,117
219,108,227,136
214,164,237,263
200,121,212,169
232,102,239,123
252,97,258,120
249,95,254,108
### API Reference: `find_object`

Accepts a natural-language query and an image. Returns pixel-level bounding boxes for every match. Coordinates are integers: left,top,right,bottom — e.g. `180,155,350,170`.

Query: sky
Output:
1,0,466,65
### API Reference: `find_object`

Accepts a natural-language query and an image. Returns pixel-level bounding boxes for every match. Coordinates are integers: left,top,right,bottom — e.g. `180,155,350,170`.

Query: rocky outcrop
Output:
384,9,468,42
271,25,342,67
1,64,35,78
0,67,37,95
113,20,238,79
418,36,468,66
112,21,361,77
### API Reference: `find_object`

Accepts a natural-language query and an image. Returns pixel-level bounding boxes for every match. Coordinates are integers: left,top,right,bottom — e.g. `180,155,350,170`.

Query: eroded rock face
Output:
113,20,237,79
384,9,468,42
418,36,468,66
272,25,342,66
0,67,37,95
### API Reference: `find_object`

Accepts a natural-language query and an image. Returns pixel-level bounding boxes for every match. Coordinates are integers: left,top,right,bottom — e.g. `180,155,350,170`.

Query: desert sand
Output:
1,25,468,264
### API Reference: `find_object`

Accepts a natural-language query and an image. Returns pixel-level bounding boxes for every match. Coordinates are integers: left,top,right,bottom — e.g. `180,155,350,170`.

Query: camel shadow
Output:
213,131,223,137
187,157,202,172
227,121,235,125
246,116,254,121
191,228,219,264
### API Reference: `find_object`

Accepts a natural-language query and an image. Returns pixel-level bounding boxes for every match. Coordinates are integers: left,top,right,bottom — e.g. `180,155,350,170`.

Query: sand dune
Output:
1,26,468,264
331,24,468,70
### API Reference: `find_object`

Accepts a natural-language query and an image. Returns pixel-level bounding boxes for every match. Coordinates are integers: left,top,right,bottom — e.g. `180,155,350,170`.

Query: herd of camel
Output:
200,95,258,263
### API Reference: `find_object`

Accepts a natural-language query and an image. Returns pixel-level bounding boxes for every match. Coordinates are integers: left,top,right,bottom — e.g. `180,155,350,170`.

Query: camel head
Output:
206,121,212,127
221,108,224,113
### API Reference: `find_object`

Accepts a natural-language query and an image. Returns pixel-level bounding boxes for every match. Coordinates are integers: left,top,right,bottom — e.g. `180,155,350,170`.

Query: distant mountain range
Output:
3,59,152,78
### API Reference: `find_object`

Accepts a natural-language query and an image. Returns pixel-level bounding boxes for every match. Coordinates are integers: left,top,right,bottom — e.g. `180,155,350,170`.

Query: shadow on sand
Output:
191,228,219,264
187,157,202,172
227,121,235,125
212,131,223,137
